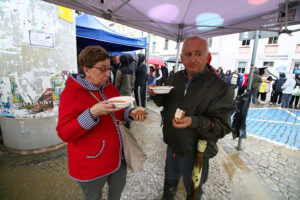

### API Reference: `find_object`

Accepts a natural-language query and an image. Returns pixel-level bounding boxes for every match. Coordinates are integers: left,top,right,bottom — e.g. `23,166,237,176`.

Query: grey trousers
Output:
77,160,127,200
162,146,209,200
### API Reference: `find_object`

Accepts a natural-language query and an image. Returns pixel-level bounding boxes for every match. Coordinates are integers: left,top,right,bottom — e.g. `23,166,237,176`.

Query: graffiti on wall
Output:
0,70,70,118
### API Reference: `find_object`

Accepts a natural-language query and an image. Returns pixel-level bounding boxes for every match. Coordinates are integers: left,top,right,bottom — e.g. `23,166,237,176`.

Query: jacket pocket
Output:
86,140,105,158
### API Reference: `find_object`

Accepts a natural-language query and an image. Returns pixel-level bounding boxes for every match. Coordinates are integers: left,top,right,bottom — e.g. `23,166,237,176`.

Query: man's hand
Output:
90,101,122,119
147,84,157,96
172,116,192,129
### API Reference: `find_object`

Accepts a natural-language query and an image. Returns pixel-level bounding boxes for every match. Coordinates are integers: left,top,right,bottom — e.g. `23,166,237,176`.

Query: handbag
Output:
259,82,266,93
88,91,147,172
293,86,300,96
118,123,147,172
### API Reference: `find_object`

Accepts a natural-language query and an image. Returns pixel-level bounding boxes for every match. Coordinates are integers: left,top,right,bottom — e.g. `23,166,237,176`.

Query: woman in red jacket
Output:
57,46,145,200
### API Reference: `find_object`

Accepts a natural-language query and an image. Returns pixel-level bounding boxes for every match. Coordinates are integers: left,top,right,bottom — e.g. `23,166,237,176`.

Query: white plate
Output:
149,86,174,94
108,96,135,108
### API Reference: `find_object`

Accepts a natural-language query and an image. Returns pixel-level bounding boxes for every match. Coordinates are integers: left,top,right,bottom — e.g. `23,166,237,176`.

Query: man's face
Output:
113,56,120,64
181,37,209,79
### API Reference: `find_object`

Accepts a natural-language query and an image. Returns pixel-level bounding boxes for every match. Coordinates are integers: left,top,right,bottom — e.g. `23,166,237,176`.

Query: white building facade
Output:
209,25,300,75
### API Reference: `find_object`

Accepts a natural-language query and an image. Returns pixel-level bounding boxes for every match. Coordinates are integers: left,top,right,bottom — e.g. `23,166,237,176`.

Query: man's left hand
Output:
172,116,192,129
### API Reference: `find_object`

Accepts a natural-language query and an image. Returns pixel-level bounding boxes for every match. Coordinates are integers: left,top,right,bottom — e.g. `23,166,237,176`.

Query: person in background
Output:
134,53,147,108
161,65,169,85
238,73,248,96
271,73,286,105
115,54,135,96
281,74,296,108
169,65,176,77
57,45,146,200
155,65,163,86
148,36,235,200
224,70,232,85
112,55,120,85
216,67,225,80
148,66,157,85
257,71,272,104
127,54,136,74
289,73,300,109
251,69,262,104
230,70,239,98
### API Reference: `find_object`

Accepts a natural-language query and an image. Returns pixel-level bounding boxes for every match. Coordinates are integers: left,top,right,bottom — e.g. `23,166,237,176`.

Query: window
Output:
242,40,250,46
268,36,278,44
263,61,274,67
164,39,169,50
207,38,212,47
237,61,247,73
293,62,300,73
152,42,156,52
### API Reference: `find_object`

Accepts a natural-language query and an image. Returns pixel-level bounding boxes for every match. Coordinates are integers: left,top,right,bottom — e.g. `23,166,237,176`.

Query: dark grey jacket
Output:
152,67,236,158
251,70,262,89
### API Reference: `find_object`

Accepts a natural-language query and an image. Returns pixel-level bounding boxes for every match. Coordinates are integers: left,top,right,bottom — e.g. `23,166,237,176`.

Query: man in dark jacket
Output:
134,53,147,107
271,73,286,105
250,69,262,104
148,36,236,200
161,65,169,85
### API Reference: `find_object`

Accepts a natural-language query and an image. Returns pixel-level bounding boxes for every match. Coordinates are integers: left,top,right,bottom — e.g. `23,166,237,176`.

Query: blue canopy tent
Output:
76,14,147,53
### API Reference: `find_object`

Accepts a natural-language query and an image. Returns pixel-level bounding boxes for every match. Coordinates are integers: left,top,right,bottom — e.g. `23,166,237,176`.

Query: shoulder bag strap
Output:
88,91,101,102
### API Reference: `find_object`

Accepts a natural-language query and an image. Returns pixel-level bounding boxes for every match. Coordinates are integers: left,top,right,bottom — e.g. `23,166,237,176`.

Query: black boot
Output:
161,179,179,200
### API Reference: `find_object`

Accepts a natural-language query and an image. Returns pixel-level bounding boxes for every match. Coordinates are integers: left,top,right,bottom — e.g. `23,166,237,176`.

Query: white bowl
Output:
108,96,135,108
150,86,174,94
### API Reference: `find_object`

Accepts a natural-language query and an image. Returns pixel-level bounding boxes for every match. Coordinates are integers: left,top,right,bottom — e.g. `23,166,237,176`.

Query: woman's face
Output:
83,59,111,87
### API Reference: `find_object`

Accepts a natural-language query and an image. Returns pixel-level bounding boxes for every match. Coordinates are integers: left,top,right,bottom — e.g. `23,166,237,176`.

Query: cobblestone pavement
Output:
0,101,299,200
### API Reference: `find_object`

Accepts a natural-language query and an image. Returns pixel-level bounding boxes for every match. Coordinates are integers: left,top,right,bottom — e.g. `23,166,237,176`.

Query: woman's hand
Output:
172,116,192,129
90,101,122,119
147,84,157,96
129,108,147,121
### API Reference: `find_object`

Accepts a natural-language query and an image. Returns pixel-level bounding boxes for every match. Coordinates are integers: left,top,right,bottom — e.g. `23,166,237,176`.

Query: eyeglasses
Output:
93,67,111,73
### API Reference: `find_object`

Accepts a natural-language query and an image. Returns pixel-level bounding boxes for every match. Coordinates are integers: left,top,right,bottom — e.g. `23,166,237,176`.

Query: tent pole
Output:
145,33,151,108
237,30,259,150
247,30,260,91
175,40,181,72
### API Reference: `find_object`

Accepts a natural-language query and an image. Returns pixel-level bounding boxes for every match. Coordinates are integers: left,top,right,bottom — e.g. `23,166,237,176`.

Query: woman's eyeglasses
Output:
93,67,111,73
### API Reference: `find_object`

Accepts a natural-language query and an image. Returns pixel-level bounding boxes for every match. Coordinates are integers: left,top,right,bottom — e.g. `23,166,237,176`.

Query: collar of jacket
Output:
183,65,208,81
71,73,109,91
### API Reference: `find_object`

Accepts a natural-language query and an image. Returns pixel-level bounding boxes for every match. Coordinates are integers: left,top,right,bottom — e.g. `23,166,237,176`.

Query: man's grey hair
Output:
181,35,209,55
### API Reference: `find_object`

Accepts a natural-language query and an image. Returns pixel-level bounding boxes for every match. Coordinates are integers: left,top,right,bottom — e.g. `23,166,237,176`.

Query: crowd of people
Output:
215,66,300,109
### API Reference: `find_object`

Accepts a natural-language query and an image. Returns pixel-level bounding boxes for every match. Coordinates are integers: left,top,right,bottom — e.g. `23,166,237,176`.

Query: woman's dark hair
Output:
78,46,110,75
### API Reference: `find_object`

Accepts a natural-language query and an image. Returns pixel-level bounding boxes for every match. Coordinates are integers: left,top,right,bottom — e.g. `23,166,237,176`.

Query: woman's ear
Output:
82,66,89,77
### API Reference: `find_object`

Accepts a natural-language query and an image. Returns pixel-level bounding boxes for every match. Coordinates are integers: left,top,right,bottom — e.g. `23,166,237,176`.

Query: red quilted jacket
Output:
57,75,124,181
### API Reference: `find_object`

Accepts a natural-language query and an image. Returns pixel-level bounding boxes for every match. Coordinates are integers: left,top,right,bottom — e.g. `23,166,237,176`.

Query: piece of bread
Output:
174,108,185,122
131,106,147,118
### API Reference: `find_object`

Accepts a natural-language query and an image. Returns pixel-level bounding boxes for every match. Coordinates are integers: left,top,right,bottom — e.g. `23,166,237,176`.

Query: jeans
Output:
251,88,259,104
162,146,209,200
281,94,292,108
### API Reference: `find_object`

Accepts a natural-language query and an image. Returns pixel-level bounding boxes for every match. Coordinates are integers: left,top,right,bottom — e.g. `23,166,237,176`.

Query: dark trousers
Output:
162,146,209,200
281,94,292,108
251,88,259,104
257,92,267,101
134,85,146,107
77,160,127,200
289,95,299,108
272,92,282,104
